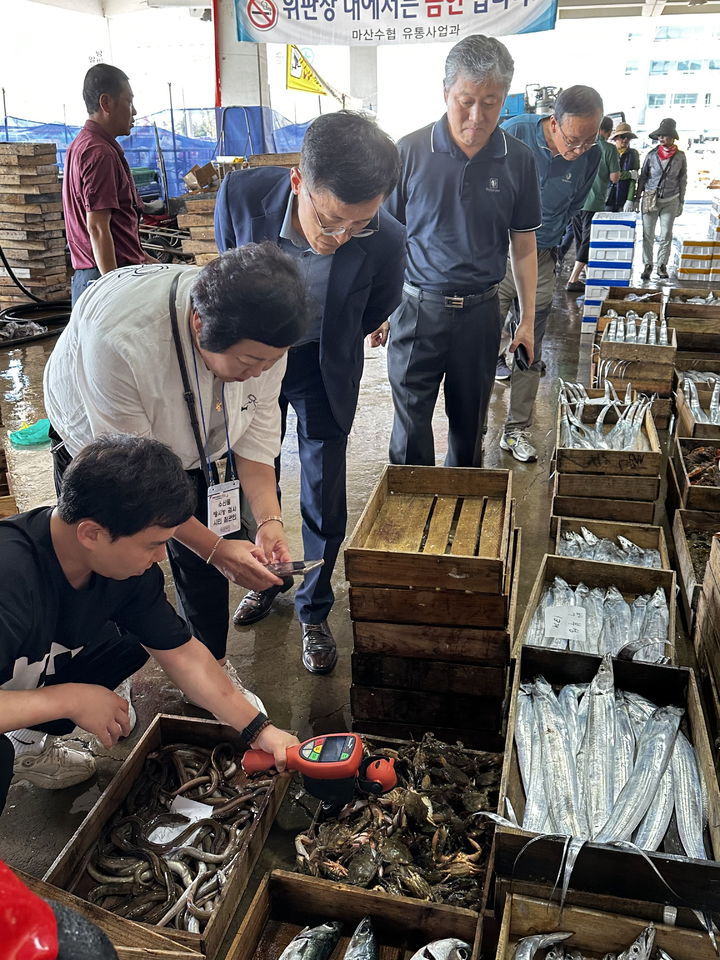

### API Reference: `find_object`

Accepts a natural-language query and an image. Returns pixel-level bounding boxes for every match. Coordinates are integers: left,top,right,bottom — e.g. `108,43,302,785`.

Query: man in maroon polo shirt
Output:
63,64,148,305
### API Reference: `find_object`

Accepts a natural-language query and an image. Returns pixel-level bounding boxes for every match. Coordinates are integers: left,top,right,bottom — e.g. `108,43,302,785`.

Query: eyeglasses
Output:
305,189,379,238
553,117,599,155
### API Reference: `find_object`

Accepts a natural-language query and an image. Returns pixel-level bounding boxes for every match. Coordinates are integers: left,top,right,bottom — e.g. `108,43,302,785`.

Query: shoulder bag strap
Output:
655,150,675,198
168,272,212,486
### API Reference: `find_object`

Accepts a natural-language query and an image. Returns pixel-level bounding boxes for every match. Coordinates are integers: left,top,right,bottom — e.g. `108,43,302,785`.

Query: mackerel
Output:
533,677,587,837
595,706,682,843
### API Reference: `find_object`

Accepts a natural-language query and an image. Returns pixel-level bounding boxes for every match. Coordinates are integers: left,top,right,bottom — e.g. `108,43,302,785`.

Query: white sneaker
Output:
114,678,137,735
500,429,537,463
222,661,267,715
13,738,96,790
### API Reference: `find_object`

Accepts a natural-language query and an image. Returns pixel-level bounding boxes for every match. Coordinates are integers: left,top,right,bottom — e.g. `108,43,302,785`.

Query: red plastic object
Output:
243,733,364,780
0,860,58,960
362,756,397,792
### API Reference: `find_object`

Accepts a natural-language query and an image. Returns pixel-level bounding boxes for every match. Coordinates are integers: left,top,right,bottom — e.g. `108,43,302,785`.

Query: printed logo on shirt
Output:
241,394,258,412
562,171,573,183
486,177,500,193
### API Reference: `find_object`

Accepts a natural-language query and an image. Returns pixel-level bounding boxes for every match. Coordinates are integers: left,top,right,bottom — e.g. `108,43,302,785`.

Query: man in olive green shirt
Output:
566,116,620,292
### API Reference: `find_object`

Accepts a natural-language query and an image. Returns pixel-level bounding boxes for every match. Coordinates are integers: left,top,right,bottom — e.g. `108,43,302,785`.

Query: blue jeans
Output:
70,267,101,306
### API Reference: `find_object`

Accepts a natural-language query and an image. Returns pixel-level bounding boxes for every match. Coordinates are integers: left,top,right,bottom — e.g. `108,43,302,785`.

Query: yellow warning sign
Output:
286,45,327,95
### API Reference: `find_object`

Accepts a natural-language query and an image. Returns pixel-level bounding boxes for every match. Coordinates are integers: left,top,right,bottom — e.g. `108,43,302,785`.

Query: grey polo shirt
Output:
501,114,601,249
385,117,541,295
278,189,333,346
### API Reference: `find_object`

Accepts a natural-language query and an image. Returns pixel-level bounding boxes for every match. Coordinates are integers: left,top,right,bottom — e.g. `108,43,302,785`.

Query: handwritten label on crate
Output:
544,605,587,645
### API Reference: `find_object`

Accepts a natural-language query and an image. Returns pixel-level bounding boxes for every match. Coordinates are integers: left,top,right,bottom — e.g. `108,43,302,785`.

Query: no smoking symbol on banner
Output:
247,0,277,29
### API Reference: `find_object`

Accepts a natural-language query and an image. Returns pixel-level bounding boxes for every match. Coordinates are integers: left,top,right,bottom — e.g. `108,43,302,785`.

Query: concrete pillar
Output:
349,46,378,113
216,0,271,107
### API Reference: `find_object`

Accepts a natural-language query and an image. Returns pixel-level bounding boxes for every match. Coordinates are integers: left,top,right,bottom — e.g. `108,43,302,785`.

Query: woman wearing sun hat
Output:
636,117,687,280
606,121,640,213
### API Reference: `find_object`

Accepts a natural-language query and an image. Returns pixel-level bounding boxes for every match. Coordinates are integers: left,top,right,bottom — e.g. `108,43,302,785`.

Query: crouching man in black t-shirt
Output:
0,434,298,813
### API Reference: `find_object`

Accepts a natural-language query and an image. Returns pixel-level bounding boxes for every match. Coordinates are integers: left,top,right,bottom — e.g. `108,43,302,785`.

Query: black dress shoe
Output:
300,620,337,674
232,577,292,626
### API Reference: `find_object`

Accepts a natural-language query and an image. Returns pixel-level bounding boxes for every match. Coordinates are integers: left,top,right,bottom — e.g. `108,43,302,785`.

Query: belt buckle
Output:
445,295,464,309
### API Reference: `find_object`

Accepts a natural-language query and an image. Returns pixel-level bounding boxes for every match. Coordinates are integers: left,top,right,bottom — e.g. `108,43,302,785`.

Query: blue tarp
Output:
1,106,311,196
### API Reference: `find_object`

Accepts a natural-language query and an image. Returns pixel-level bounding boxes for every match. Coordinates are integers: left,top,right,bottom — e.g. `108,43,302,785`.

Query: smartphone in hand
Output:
266,559,324,578
513,343,531,372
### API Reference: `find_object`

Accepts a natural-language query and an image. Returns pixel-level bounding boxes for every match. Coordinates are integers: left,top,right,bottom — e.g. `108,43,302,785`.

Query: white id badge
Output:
207,480,241,536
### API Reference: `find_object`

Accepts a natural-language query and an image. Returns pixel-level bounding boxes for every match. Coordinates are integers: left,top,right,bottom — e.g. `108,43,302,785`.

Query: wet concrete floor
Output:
0,246,702,942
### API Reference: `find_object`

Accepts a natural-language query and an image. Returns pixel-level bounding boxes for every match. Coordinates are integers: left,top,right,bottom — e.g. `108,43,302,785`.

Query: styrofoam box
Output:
680,256,714,269
586,265,633,282
590,247,636,262
681,241,719,257
582,302,603,318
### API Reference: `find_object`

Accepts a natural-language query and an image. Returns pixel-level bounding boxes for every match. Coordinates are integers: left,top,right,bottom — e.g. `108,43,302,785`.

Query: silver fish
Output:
635,587,668,663
629,595,649,645
533,677,588,837
617,924,655,960
579,654,616,838
711,380,720,425
344,917,378,960
279,921,343,960
614,692,636,802
672,730,707,860
659,319,668,345
648,317,657,344
626,317,637,343
514,932,573,960
633,763,674,852
515,684,535,796
595,706,683,843
599,586,631,655
410,938,472,960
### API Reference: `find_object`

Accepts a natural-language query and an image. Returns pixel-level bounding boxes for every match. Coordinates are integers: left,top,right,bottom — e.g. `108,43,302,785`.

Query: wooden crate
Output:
44,714,291,959
666,452,682,519
673,438,720,511
554,517,670,569
555,399,661,478
672,509,720,630
667,288,720,319
345,465,512,594
246,152,301,168
676,386,720,439
694,611,720,779
350,718,506,751
513,553,676,659
599,324,677,365
496,894,718,960
494,646,720,922
552,485,656,528
556,472,660,501
227,870,482,960
667,316,720,353
15,869,201,960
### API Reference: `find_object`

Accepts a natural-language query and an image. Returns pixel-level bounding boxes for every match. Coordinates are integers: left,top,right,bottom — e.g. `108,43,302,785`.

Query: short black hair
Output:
554,85,604,124
83,63,130,114
300,110,400,204
58,435,196,540
600,115,614,135
191,243,310,352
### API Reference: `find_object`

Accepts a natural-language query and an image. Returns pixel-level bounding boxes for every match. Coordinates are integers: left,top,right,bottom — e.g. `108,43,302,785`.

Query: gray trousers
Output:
642,195,681,268
500,248,556,433
387,285,502,467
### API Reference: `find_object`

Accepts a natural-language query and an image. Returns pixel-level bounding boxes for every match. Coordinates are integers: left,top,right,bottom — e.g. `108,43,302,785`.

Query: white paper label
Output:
207,479,241,536
147,795,214,847
544,605,587,645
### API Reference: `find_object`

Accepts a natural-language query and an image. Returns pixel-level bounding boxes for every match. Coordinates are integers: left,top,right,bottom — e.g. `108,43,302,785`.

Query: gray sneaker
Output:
495,353,512,381
500,429,537,463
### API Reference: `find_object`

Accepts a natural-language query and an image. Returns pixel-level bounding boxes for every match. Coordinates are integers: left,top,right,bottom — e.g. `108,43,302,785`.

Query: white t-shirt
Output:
44,263,286,470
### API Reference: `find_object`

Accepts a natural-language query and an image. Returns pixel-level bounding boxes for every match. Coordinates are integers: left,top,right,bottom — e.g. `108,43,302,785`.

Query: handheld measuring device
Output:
242,733,397,815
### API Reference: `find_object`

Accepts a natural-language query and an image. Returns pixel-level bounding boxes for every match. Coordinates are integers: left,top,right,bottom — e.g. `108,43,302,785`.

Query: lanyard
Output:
190,344,237,482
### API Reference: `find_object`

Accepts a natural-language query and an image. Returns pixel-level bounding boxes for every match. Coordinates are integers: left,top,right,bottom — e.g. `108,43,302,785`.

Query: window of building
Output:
672,93,698,106
647,94,667,107
625,61,639,74
650,61,673,75
709,60,720,70
677,60,702,73
706,93,712,106
655,25,702,40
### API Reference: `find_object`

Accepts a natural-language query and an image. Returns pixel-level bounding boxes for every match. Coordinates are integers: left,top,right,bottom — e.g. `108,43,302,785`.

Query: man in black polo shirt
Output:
385,34,541,468
0,435,297,813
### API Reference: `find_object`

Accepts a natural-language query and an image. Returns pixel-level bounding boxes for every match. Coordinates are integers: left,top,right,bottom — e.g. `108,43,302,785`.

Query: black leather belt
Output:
403,282,499,309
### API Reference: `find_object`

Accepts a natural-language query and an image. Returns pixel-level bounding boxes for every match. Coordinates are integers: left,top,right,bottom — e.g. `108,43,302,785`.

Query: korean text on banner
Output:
287,46,328,94
234,0,558,45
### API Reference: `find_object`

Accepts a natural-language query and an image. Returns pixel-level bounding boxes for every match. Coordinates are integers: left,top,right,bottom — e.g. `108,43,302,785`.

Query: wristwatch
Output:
240,711,271,747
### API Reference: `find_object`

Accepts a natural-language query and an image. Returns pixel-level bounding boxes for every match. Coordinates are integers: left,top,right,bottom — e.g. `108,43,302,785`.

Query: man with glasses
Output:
215,111,404,674
496,85,603,462
386,35,541,470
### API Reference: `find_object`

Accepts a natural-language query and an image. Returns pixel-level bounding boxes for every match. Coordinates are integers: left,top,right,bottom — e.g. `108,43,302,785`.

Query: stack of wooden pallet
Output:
551,395,663,529
177,191,218,266
0,142,68,307
344,465,520,751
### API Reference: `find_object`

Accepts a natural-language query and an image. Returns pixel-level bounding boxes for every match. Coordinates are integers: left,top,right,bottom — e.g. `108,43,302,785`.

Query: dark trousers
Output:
572,209,595,264
0,625,148,814
387,287,503,467
279,342,349,624
70,267,101,306
49,428,239,660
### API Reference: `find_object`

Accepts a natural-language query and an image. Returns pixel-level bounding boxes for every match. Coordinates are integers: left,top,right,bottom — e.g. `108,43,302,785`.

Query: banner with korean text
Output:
235,0,558,45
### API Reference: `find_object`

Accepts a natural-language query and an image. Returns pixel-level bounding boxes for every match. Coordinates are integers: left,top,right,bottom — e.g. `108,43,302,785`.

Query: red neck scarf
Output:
658,143,677,161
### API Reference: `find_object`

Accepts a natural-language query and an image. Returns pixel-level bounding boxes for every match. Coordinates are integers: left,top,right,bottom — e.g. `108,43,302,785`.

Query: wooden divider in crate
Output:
494,647,720,925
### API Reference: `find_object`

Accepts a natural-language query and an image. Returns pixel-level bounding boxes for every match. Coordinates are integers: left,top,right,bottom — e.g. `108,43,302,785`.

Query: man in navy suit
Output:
215,111,405,675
